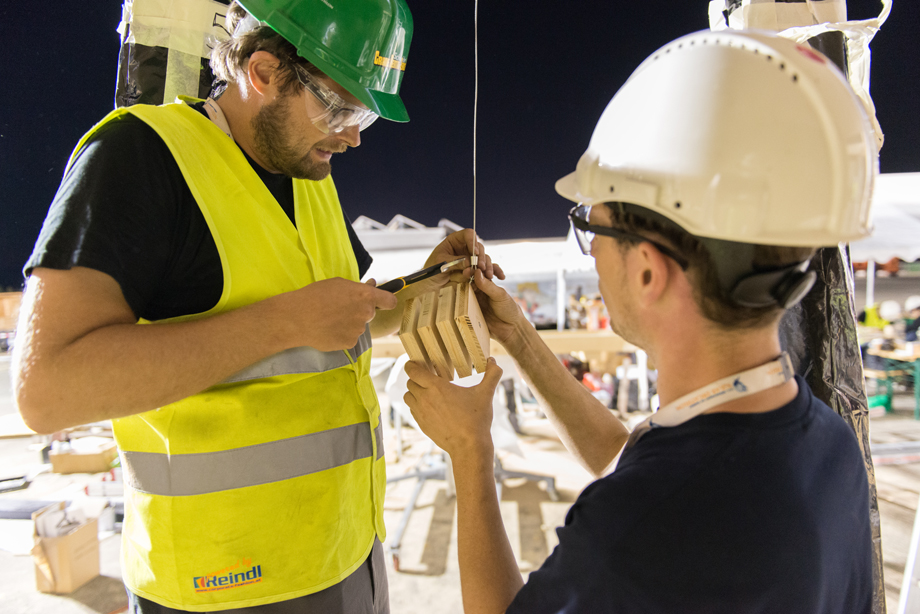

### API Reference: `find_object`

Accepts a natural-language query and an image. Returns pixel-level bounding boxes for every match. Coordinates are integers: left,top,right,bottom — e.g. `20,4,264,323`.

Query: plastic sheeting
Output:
115,0,231,107
709,1,888,611
710,0,891,149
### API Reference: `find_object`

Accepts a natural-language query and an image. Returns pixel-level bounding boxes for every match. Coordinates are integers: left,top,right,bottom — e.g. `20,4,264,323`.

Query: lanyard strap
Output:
623,352,794,452
203,98,234,140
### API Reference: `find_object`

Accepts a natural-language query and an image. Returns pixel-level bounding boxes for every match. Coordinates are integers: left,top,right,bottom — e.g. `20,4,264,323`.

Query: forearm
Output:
503,323,628,477
14,298,291,433
452,447,524,614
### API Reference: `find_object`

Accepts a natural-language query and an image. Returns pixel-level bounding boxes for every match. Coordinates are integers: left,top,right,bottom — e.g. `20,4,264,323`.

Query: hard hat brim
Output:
365,89,409,123
555,172,580,203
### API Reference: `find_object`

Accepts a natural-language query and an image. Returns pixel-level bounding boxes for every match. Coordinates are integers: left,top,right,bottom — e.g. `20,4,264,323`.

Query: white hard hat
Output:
556,30,877,247
879,300,902,322
905,296,920,312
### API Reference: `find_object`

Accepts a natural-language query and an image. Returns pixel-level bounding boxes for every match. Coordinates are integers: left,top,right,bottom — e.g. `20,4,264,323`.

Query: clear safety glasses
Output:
568,204,689,269
294,66,379,135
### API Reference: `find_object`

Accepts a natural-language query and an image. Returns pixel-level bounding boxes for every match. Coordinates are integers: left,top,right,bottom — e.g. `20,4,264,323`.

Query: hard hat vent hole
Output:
780,63,786,70
674,202,682,209
792,74,799,83
610,186,616,193
767,55,773,61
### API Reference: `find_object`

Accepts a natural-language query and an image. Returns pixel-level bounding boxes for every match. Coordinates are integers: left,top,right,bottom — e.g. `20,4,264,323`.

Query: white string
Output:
472,0,478,252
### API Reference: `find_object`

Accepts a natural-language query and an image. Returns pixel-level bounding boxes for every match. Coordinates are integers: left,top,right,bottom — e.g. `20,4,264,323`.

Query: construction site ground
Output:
1,349,918,614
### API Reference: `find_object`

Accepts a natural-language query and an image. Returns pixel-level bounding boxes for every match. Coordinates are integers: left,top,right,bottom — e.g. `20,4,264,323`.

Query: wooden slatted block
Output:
396,282,491,379
417,290,454,379
398,297,433,372
436,283,473,378
454,281,490,373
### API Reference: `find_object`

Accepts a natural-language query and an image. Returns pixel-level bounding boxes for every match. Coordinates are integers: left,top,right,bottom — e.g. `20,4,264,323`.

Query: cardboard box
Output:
49,439,118,474
31,502,100,593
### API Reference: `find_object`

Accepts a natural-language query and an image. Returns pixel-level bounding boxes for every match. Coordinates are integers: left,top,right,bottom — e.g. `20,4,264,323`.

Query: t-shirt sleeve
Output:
24,115,187,317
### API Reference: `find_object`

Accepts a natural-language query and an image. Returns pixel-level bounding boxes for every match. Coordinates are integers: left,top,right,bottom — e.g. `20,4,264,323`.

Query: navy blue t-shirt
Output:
24,104,372,321
508,377,872,613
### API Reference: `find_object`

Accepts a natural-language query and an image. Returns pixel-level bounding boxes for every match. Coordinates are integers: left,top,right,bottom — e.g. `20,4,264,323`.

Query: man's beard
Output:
251,95,333,181
600,277,646,350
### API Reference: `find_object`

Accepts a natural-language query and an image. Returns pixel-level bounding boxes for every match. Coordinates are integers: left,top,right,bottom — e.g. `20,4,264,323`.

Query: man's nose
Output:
336,125,361,148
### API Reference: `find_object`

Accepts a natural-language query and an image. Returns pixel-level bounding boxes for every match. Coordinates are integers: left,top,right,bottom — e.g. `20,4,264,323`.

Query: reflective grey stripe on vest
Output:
223,326,372,384
122,422,384,497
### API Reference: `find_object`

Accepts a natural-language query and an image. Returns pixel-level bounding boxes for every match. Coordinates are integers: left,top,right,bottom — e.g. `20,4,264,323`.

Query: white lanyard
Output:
203,98,234,140
623,352,794,452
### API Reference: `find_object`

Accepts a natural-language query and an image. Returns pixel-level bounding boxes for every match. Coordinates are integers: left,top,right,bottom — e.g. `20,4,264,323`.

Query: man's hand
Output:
470,269,529,349
422,228,507,289
272,277,397,351
404,358,503,458
370,227,506,337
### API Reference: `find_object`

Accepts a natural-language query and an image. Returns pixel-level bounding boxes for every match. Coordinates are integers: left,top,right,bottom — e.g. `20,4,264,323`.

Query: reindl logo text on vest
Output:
193,558,262,592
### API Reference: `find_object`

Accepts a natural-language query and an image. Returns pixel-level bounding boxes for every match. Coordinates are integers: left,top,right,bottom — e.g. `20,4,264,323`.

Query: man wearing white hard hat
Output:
405,30,874,613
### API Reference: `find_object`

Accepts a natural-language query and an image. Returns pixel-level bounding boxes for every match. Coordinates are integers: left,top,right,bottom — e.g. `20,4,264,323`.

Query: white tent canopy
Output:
849,172,920,263
363,230,594,284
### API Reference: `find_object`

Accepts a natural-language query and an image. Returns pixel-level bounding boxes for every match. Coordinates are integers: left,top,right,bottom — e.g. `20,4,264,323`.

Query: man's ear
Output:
246,51,281,97
631,242,671,307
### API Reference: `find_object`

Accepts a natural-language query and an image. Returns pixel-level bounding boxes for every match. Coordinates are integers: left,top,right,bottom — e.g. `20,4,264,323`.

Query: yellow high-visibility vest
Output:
66,102,386,611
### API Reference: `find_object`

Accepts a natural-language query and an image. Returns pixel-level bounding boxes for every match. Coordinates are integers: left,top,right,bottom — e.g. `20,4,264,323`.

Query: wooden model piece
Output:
397,281,490,380
417,290,454,379
436,283,473,378
398,297,433,372
453,281,490,373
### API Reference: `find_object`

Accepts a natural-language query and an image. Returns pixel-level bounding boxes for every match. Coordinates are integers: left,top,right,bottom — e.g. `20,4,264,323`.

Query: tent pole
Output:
556,268,567,331
867,260,876,308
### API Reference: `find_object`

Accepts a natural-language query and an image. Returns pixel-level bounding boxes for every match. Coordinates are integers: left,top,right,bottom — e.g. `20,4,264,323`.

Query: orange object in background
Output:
853,258,900,275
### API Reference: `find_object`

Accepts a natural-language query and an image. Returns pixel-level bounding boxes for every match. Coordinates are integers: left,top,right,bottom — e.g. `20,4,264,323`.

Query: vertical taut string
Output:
470,0,479,275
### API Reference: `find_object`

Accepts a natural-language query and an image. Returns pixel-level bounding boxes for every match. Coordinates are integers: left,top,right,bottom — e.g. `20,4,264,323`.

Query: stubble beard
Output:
600,278,646,350
251,95,334,181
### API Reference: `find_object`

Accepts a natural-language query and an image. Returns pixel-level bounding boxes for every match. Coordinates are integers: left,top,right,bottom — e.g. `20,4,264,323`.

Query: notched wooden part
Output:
397,281,490,380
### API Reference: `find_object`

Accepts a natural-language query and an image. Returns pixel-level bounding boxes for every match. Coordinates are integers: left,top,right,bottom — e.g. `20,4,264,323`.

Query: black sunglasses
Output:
568,205,690,270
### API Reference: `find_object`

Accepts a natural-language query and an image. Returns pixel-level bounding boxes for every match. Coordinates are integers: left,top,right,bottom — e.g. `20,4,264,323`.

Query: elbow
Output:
15,395,60,435
13,372,70,435
588,432,630,479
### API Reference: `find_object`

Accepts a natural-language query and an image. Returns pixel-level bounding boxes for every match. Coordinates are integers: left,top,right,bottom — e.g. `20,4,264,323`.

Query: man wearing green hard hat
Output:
14,1,498,612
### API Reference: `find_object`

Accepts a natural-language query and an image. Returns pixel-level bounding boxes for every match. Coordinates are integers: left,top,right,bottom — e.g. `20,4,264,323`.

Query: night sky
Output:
1,1,916,290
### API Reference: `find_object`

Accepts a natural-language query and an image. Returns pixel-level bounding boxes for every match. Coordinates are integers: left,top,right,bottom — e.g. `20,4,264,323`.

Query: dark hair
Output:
210,1,322,96
603,203,815,330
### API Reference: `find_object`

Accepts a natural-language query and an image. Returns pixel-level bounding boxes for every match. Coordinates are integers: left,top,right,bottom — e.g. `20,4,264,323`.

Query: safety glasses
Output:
294,66,379,135
568,204,689,270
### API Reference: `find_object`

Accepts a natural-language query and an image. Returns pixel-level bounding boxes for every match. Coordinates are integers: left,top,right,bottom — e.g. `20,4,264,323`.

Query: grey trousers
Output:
128,539,389,614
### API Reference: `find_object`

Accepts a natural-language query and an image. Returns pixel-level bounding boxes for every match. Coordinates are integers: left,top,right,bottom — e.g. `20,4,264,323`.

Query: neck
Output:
648,322,797,415
213,86,276,172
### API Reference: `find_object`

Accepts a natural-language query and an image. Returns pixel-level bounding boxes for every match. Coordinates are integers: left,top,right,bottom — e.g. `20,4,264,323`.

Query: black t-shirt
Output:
507,376,873,613
24,104,372,321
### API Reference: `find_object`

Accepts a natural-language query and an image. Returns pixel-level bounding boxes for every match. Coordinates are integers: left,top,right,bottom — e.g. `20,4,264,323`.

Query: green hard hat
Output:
237,0,413,122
